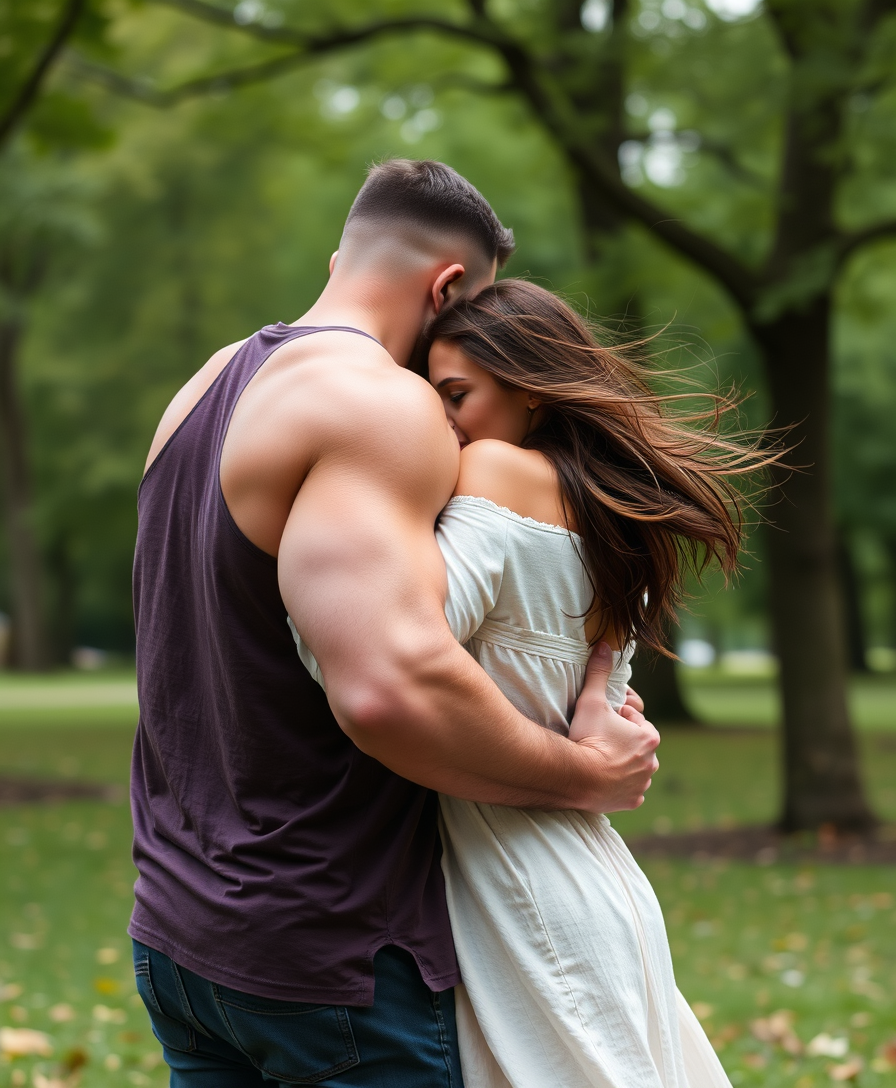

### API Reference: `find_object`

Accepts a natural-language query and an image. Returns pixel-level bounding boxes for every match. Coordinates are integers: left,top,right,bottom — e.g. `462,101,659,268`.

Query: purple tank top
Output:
130,324,459,1005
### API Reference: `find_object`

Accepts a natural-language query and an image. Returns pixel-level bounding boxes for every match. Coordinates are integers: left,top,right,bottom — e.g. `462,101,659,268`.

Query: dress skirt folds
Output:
295,494,733,1087
440,801,732,1088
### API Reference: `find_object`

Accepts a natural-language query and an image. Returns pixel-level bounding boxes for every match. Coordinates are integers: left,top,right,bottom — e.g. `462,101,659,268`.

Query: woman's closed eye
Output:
449,391,467,404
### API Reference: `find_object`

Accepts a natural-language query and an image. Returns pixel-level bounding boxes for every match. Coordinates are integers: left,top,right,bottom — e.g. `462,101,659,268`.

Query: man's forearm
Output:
327,637,613,811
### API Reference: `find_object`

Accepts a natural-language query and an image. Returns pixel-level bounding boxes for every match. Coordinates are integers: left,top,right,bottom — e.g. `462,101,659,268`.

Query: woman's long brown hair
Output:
429,279,781,656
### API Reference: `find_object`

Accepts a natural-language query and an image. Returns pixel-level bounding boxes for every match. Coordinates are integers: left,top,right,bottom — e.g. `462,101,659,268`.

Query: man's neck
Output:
293,275,422,367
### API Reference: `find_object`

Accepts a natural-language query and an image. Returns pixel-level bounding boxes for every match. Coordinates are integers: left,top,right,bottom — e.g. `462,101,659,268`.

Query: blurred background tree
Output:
1,0,895,834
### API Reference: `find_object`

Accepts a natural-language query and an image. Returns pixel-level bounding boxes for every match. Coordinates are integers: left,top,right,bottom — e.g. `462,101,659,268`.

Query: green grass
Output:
1,671,895,1087
681,669,896,732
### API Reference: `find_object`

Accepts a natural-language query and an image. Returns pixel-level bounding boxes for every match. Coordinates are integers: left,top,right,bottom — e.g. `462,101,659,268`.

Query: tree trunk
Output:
629,647,696,725
753,297,875,831
884,535,896,653
0,318,51,670
47,529,76,665
836,532,869,673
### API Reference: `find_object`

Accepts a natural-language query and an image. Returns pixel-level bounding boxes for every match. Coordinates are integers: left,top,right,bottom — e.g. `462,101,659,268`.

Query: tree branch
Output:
626,130,768,189
71,52,311,106
123,1,760,307
77,48,514,107
432,72,514,96
837,219,896,265
483,34,759,308
698,139,768,189
0,0,87,149
863,0,896,32
762,0,801,60
150,0,501,52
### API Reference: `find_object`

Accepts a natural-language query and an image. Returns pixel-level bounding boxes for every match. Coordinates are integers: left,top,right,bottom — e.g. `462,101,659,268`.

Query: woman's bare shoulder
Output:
455,440,570,530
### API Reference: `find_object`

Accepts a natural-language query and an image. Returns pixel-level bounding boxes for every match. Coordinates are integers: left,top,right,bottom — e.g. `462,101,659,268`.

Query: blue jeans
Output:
133,940,463,1087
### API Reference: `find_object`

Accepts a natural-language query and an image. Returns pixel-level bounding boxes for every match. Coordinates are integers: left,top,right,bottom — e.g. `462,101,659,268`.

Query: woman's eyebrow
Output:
436,376,468,389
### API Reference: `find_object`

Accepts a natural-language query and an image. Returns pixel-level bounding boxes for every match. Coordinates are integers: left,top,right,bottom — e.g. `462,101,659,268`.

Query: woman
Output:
296,279,773,1087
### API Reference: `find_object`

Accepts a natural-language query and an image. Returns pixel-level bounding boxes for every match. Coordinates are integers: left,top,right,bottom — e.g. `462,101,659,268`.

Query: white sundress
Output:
292,494,732,1088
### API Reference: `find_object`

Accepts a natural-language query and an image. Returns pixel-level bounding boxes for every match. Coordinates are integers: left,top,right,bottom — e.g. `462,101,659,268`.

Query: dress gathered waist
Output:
472,617,592,666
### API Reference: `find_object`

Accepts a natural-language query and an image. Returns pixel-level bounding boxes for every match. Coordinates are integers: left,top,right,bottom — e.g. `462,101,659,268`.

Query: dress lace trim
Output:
446,495,582,541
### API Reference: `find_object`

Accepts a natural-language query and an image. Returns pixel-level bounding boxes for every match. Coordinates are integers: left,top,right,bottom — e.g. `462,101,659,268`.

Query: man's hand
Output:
567,643,660,814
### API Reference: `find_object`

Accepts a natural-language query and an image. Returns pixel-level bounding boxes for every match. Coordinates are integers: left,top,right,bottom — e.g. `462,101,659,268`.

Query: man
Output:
131,159,659,1087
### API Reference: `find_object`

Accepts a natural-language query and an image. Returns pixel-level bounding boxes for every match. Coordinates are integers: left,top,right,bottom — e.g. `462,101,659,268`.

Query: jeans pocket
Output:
133,943,196,1055
215,987,359,1085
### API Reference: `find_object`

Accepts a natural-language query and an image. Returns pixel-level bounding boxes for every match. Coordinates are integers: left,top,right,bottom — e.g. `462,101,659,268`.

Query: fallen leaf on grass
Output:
0,983,23,1000
61,1048,88,1073
807,1033,849,1058
742,1053,767,1069
691,1002,714,1021
828,1057,863,1081
92,1004,126,1024
876,1039,896,1069
10,933,42,950
0,1026,53,1058
710,1024,742,1051
750,1009,802,1054
48,1005,75,1024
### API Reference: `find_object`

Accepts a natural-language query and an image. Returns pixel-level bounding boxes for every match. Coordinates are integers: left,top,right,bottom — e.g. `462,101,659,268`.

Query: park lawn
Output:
1,673,895,1086
681,669,896,732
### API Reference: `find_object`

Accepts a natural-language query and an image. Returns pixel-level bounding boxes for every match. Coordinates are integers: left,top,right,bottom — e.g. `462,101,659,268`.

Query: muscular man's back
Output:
132,322,465,1005
146,327,457,558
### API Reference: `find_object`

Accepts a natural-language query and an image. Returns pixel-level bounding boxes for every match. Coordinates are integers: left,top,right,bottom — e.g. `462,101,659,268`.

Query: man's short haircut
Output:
345,159,515,268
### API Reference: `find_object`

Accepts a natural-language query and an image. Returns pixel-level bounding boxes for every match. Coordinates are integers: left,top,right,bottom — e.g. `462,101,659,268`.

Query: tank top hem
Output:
128,920,461,1006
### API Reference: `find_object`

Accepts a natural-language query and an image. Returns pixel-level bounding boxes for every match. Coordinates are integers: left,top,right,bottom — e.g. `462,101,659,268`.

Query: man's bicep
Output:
278,463,450,696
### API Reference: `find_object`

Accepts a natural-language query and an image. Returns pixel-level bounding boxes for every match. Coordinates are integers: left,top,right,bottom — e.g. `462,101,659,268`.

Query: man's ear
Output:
431,264,465,314
329,251,339,276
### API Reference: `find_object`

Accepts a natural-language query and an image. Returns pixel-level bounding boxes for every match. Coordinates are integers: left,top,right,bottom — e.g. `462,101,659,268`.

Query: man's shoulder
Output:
279,339,447,438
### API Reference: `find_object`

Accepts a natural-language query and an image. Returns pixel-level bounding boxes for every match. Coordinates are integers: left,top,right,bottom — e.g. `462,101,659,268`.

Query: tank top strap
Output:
204,323,383,461
222,323,381,402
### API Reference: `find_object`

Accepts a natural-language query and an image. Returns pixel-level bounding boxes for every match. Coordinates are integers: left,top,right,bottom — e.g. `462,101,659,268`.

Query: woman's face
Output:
429,339,534,449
